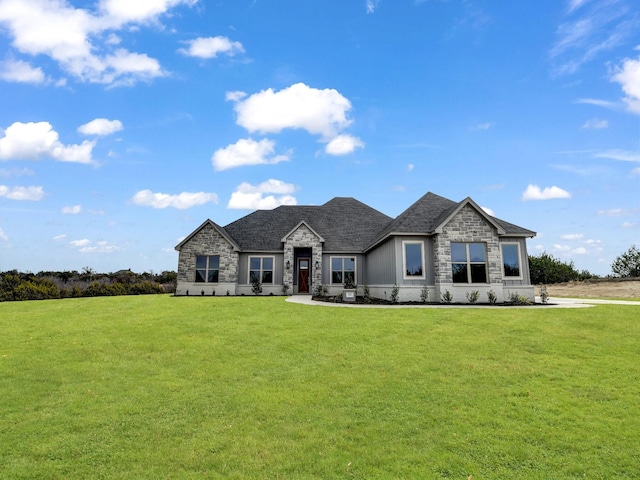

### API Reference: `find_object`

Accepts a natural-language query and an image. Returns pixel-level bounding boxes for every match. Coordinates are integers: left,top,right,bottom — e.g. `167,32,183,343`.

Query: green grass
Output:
1,296,639,479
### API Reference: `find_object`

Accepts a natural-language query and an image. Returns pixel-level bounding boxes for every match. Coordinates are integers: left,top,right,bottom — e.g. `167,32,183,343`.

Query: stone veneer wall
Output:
433,205,502,285
283,224,323,293
176,223,238,294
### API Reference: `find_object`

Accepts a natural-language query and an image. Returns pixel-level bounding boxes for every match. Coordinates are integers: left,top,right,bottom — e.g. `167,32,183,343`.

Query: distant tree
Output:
611,245,640,278
528,252,580,284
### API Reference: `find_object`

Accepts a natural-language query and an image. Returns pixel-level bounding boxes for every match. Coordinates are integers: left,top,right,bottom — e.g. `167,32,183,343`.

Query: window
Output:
195,255,219,283
331,257,356,285
403,241,425,279
249,257,273,284
451,242,487,284
501,243,522,278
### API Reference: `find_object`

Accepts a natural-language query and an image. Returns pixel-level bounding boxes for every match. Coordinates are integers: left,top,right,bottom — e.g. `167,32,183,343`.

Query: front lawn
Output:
1,296,639,479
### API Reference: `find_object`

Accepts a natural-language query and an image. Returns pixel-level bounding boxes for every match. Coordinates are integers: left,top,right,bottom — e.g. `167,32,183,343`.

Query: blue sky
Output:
0,0,638,276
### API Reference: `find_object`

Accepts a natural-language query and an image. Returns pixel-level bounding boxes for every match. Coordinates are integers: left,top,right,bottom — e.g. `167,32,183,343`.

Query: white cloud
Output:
0,167,33,178
0,58,46,84
407,164,415,172
366,0,380,14
78,118,123,136
481,206,495,216
212,138,289,171
179,36,244,58
225,90,246,102
0,121,95,163
594,149,640,162
470,122,492,131
574,98,620,109
561,233,584,240
0,0,194,86
227,179,298,210
0,226,7,241
597,207,637,216
131,190,218,209
53,234,67,241
62,205,82,214
632,167,640,175
70,239,91,247
621,221,637,228
522,184,571,201
0,184,44,200
612,53,640,114
231,83,353,139
581,118,608,129
550,1,635,76
324,134,364,156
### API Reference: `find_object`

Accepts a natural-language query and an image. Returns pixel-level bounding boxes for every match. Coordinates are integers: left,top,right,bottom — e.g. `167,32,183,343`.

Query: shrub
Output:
314,283,328,297
539,284,549,304
487,290,497,305
390,285,399,304
363,284,372,304
420,285,429,303
465,290,480,304
441,290,453,304
251,279,262,295
507,291,532,306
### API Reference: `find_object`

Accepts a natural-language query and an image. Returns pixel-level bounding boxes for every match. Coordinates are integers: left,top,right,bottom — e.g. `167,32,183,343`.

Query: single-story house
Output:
175,191,536,303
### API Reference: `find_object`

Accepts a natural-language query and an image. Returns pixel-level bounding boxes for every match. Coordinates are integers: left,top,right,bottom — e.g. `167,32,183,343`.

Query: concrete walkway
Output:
286,295,640,309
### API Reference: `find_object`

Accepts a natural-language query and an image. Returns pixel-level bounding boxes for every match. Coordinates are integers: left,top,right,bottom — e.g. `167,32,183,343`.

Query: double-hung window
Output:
249,257,273,284
451,243,487,284
331,257,356,285
403,241,425,279
501,243,522,279
195,255,219,283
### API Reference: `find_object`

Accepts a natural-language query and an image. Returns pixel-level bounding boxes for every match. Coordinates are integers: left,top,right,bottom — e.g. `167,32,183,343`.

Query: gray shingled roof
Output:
223,197,393,252
218,192,535,253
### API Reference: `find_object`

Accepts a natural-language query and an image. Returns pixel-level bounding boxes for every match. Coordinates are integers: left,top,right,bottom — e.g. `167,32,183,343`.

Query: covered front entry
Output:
298,257,310,293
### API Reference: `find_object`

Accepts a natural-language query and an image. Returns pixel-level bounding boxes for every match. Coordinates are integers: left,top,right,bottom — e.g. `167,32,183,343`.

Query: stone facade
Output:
176,222,238,295
283,223,323,293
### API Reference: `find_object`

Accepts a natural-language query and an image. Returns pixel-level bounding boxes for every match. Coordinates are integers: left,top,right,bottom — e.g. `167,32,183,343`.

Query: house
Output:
175,192,536,303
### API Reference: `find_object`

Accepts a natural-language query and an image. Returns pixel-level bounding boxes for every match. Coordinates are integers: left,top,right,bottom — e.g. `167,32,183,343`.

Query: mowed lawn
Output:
1,296,639,479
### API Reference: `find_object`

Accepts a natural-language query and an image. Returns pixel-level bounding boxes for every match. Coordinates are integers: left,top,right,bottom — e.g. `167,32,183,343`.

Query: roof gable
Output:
433,197,506,235
175,219,241,252
281,221,325,243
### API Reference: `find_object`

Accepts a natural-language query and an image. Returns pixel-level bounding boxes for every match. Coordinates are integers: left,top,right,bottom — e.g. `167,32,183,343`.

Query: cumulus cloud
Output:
230,83,353,139
131,189,219,209
0,121,95,163
0,0,195,86
522,184,571,201
62,205,82,214
481,206,495,216
70,237,120,253
212,138,289,171
581,118,608,129
612,53,640,114
0,58,46,84
366,0,380,14
78,118,123,136
179,36,244,58
324,134,364,156
227,179,298,210
0,184,44,200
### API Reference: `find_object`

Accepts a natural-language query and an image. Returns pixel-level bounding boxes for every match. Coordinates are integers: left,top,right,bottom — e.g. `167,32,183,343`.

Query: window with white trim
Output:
501,243,522,279
403,241,425,279
331,257,356,285
195,255,219,283
451,242,488,284
249,257,274,284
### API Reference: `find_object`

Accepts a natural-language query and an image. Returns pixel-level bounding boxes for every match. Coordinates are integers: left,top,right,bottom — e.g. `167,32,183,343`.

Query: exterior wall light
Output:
286,260,291,270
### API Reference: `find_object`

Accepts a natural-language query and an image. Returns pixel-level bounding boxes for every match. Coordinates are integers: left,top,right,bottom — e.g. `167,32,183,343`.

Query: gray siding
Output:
365,238,396,284
394,236,434,286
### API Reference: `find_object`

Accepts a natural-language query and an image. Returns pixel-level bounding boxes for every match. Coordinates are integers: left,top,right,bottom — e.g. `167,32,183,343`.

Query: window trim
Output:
501,242,523,280
195,255,220,283
402,240,426,280
330,256,357,285
248,256,275,285
451,242,488,284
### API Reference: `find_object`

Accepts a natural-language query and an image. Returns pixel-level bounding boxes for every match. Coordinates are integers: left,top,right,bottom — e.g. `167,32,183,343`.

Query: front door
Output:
298,258,310,294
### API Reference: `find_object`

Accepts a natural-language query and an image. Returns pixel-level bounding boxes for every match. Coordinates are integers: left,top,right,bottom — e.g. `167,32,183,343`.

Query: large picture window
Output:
403,241,425,279
331,257,356,285
249,257,273,284
195,255,219,283
501,243,522,278
451,242,487,284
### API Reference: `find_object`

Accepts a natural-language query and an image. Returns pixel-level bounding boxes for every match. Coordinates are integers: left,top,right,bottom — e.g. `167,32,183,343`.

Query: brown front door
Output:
298,258,310,294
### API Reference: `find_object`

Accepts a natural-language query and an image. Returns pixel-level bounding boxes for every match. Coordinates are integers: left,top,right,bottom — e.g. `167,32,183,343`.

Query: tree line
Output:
0,268,176,302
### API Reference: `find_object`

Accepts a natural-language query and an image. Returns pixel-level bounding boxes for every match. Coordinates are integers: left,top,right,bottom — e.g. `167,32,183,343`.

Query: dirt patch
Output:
536,279,640,299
